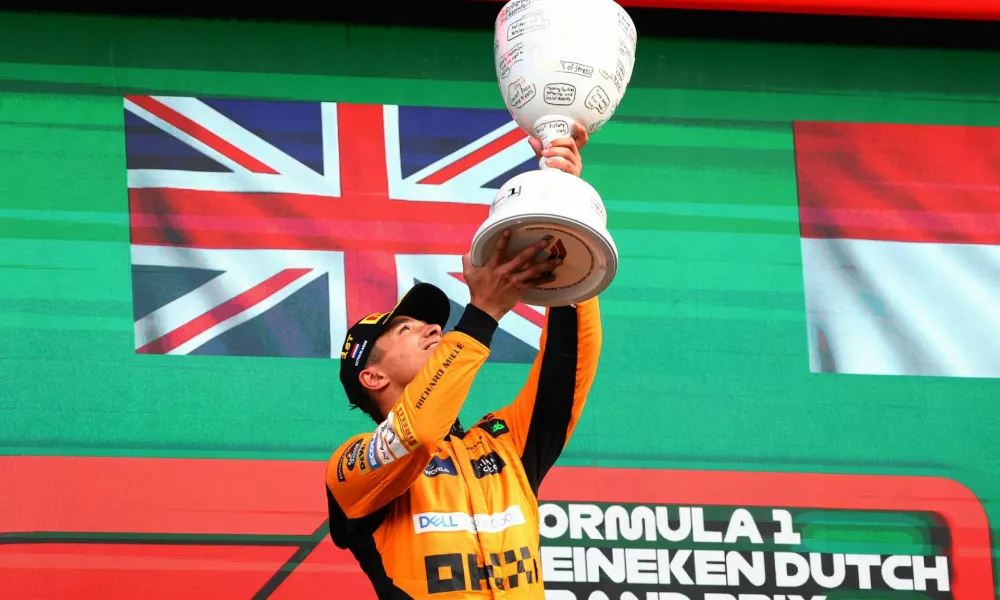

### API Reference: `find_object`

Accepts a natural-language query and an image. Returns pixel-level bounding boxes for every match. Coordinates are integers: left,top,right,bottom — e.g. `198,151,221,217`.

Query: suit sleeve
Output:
489,297,602,495
325,306,498,531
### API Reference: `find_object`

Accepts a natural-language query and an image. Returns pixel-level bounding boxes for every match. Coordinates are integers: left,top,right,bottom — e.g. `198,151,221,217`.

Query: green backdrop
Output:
1,10,997,596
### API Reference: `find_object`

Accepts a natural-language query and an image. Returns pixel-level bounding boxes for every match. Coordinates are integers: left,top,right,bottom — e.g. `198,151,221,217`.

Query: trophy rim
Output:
470,211,619,306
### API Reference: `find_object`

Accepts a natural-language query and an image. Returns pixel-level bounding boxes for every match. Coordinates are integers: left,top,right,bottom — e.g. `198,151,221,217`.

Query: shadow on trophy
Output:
470,0,637,307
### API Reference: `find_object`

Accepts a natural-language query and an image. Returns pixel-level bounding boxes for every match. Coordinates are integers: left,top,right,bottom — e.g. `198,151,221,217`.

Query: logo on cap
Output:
340,334,354,360
359,312,387,325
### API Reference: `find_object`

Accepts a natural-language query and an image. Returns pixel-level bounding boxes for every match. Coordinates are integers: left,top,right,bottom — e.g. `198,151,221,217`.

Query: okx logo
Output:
425,546,539,595
477,417,510,439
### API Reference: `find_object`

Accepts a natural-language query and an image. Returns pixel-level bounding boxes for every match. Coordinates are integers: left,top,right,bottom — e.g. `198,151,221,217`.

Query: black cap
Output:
339,283,451,408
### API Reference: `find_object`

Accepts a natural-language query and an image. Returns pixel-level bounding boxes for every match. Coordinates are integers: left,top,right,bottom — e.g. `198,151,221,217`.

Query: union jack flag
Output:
124,95,545,362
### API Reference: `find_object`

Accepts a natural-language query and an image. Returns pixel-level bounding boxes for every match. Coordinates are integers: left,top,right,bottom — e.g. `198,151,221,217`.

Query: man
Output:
326,126,601,599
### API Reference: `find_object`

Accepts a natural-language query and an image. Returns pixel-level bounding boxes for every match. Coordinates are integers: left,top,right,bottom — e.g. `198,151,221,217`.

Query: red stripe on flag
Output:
418,128,528,185
128,212,481,253
343,251,399,328
128,189,486,253
794,120,1000,245
136,268,312,355
512,303,546,328
337,103,390,201
128,189,488,223
126,96,280,175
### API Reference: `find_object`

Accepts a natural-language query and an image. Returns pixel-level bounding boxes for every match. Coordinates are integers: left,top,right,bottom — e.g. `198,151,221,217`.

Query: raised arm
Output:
487,296,602,494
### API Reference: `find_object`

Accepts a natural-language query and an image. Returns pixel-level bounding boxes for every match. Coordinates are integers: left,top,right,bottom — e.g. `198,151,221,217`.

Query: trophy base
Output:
470,170,618,307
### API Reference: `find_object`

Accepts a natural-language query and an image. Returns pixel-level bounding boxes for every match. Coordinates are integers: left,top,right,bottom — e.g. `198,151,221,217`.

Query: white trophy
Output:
470,0,637,307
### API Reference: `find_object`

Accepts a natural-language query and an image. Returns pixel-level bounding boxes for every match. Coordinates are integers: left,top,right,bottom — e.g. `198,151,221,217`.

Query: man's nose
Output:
423,324,442,338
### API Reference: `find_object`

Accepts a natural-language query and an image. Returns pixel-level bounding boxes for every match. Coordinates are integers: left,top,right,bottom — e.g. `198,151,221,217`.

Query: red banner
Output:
0,456,994,599
473,0,1000,21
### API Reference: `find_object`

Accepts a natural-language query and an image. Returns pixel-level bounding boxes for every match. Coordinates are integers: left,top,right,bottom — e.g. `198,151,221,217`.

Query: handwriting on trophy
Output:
599,60,626,94
508,77,537,109
584,86,611,114
507,11,550,41
474,0,638,306
534,119,571,141
558,61,594,78
544,83,577,106
618,10,637,47
503,0,538,22
498,43,529,79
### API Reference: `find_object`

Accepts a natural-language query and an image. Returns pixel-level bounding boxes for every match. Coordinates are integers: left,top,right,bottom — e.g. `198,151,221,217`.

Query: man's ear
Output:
359,367,389,393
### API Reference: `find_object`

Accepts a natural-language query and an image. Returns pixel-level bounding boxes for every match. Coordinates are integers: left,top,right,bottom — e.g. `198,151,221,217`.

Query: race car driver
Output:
326,125,601,599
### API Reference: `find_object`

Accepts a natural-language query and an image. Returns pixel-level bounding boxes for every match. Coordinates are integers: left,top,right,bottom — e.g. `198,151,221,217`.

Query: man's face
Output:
368,315,443,388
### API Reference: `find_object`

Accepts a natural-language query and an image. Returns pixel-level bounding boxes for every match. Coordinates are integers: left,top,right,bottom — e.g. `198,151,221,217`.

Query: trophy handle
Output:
533,115,578,171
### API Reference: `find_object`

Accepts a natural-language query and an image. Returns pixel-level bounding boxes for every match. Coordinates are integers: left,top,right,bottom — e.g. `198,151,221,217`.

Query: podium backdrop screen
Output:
0,11,997,599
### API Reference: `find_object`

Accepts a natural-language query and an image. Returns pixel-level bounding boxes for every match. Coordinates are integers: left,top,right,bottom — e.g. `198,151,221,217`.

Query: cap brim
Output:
388,283,450,330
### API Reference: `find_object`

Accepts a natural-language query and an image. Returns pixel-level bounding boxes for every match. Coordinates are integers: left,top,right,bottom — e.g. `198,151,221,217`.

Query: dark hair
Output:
350,343,385,424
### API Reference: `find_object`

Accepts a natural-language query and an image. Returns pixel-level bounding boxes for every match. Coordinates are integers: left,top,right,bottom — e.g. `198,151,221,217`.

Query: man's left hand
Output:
528,122,589,177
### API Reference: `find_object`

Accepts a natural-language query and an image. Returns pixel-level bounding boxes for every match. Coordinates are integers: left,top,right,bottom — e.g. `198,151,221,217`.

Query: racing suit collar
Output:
445,418,465,440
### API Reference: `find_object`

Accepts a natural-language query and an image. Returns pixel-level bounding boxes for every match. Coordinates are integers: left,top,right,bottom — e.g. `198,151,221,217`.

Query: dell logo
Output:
419,515,459,529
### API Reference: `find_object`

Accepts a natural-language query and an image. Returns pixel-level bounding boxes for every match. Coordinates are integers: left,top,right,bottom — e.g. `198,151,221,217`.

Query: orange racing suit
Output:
325,298,602,599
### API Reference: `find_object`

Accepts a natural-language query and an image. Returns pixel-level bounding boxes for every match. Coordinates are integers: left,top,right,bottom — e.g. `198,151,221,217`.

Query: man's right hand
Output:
462,230,562,322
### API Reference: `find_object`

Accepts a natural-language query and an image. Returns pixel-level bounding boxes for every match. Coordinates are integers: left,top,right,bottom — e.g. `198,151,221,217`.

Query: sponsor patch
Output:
470,451,507,479
424,456,458,478
366,436,382,471
413,505,526,534
345,438,363,472
477,418,510,439
357,441,368,472
383,412,410,460
370,413,410,467
359,311,387,325
340,333,354,360
393,404,420,451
